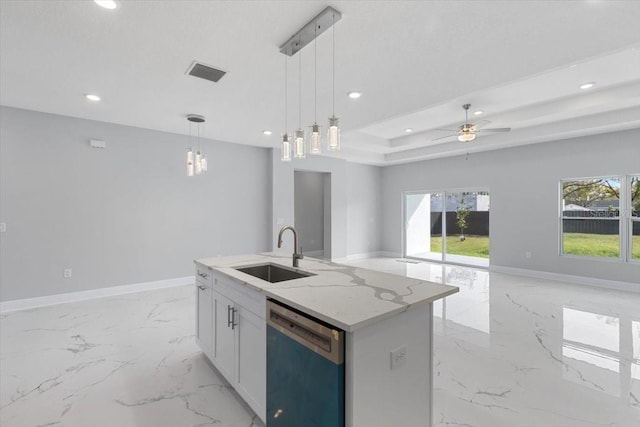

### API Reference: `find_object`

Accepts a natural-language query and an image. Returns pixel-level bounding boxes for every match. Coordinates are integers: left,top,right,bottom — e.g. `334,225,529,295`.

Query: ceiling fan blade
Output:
478,127,511,133
472,119,491,129
432,134,457,141
433,128,458,132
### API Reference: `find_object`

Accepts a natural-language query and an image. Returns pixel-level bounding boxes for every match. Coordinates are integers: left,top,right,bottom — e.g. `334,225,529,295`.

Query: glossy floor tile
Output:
0,286,264,427
1,260,639,427
348,258,640,427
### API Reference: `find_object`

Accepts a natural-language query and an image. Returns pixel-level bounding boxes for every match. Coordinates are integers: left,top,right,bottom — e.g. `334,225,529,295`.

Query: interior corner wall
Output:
0,106,271,302
346,162,383,257
271,151,383,261
382,128,640,287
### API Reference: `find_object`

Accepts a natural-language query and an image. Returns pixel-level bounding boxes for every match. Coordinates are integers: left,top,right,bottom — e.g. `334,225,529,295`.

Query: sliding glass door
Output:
404,190,490,267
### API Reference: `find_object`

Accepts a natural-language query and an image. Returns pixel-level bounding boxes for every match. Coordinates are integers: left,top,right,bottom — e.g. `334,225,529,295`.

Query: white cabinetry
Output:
195,266,213,358
194,264,266,423
212,290,235,380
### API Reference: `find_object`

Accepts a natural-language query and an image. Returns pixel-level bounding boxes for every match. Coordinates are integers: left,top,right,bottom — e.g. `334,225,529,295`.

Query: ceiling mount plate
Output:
279,6,342,56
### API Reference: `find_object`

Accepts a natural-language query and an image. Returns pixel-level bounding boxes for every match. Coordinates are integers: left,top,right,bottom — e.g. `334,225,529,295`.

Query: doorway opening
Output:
404,190,490,267
294,171,331,259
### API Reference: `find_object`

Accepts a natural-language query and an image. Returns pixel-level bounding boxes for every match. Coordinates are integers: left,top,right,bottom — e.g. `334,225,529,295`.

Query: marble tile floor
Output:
0,286,264,427
348,258,640,427
1,259,639,427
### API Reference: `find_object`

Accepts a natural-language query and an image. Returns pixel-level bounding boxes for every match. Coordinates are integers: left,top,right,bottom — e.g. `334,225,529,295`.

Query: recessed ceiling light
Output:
94,0,120,9
263,130,272,136
404,128,413,133
474,110,483,116
347,91,362,99
580,82,596,90
85,94,101,102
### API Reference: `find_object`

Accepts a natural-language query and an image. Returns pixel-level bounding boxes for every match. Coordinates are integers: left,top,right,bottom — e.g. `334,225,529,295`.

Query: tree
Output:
456,202,471,241
632,177,640,212
563,179,620,207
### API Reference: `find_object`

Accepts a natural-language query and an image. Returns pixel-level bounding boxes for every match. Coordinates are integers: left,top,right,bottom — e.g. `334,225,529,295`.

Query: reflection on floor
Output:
347,258,640,427
1,259,638,427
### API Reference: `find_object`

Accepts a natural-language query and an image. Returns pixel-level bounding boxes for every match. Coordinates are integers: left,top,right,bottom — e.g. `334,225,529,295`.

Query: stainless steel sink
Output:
234,263,314,283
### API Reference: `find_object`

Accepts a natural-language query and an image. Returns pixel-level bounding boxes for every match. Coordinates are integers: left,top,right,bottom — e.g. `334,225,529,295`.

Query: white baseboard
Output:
0,276,194,313
489,265,640,293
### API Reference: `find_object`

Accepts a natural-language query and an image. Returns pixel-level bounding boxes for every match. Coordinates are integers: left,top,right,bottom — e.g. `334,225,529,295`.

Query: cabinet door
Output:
213,290,236,381
196,284,213,357
235,305,266,421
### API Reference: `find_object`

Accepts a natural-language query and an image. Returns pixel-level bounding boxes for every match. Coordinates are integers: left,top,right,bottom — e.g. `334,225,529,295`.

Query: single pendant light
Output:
294,41,306,159
281,55,291,162
310,23,321,154
186,119,194,176
200,121,208,172
186,148,194,176
327,12,340,151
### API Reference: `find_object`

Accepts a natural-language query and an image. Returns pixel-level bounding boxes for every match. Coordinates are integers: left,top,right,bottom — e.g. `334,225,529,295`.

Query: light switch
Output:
0,222,6,233
390,345,408,370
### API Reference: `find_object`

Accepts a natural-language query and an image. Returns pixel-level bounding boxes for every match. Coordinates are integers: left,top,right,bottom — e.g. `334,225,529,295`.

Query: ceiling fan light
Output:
458,132,476,142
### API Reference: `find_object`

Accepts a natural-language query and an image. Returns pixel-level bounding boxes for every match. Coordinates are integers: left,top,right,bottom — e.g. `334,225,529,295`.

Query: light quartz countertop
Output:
195,252,458,332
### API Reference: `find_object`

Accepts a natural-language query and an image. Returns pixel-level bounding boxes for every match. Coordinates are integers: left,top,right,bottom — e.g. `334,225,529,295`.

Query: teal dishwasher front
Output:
266,299,345,427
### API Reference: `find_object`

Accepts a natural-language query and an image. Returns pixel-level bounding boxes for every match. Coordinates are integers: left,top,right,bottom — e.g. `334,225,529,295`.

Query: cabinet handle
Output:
227,305,233,328
231,307,238,330
198,272,208,278
197,285,206,291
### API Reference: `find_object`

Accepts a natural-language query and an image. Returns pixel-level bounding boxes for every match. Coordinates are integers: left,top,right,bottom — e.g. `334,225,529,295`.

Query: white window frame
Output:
559,174,639,263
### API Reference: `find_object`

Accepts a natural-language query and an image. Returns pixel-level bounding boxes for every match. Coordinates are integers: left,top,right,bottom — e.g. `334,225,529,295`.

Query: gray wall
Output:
271,150,383,261
0,107,271,301
347,162,383,257
382,128,640,286
294,171,325,253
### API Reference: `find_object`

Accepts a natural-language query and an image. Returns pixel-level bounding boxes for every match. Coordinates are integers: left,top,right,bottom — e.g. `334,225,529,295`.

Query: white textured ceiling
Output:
1,1,639,165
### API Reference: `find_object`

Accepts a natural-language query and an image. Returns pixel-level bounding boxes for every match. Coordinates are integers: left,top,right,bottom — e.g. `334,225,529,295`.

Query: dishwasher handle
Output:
267,300,344,365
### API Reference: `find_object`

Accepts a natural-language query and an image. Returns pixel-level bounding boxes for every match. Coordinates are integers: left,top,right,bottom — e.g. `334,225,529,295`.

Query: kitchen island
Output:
194,252,458,427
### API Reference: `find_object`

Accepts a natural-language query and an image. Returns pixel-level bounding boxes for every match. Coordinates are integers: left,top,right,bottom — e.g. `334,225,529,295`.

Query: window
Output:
560,175,639,262
631,176,639,261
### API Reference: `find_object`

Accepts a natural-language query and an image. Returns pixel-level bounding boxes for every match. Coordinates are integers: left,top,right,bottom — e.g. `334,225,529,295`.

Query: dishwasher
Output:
266,299,345,427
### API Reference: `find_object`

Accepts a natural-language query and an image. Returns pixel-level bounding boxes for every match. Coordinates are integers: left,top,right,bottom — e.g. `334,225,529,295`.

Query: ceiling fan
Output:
433,104,511,142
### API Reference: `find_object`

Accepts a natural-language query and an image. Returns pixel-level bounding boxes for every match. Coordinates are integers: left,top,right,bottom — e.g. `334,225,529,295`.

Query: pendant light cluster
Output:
279,7,342,162
186,114,207,176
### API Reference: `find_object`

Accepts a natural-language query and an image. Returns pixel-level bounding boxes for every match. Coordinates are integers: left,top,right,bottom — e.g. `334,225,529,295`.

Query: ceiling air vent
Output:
186,61,227,83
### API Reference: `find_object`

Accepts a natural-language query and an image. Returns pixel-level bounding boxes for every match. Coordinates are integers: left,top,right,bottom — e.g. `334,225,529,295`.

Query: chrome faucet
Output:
277,225,304,267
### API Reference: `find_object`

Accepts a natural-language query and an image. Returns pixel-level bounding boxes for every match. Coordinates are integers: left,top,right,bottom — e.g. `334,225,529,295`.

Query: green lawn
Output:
430,235,490,258
429,233,640,259
563,233,640,259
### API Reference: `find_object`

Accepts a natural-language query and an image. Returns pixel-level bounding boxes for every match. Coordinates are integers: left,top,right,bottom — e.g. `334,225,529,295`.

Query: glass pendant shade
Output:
195,151,203,174
327,116,340,151
294,129,306,158
281,134,292,162
201,154,208,172
187,149,194,176
310,124,321,154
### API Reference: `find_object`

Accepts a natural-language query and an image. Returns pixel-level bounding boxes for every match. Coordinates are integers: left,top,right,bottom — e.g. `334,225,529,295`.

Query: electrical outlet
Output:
63,268,72,279
525,251,532,259
390,345,408,370
0,222,6,233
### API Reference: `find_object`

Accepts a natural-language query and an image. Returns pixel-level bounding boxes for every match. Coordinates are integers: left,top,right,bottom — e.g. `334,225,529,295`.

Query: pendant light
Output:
327,11,340,151
294,40,306,159
186,114,206,175
309,23,321,155
281,55,291,162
